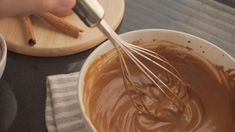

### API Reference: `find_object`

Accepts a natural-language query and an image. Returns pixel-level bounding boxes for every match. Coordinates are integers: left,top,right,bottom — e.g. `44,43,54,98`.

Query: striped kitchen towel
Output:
45,72,87,132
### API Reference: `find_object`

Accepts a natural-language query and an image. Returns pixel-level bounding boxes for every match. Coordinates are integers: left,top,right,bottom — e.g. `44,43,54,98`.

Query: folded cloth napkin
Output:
46,72,87,132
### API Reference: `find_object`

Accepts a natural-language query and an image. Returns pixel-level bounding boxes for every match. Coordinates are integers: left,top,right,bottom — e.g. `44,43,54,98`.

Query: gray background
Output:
2,0,235,131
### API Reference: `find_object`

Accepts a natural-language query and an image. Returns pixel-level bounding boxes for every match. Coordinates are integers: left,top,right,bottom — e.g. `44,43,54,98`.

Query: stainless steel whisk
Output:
73,0,187,118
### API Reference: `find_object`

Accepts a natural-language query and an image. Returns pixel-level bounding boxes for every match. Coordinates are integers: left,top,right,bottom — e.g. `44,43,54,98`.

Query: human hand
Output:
0,0,76,18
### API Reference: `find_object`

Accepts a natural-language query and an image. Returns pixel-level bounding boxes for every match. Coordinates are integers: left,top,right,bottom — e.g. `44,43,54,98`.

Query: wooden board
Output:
0,0,125,57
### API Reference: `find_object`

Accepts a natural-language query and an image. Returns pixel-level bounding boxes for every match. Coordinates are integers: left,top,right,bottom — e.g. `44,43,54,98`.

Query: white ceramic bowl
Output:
78,29,235,131
0,34,7,78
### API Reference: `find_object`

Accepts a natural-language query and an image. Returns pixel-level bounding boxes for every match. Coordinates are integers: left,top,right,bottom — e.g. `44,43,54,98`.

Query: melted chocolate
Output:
84,41,235,132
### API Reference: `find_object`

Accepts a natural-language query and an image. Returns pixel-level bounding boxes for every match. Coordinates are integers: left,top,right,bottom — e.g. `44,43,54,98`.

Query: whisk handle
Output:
73,0,104,27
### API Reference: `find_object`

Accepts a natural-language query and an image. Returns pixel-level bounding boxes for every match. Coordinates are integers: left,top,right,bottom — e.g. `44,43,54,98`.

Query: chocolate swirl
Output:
84,41,235,132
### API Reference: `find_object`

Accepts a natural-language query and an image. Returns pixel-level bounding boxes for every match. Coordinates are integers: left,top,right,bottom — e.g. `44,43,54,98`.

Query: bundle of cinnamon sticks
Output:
21,13,83,46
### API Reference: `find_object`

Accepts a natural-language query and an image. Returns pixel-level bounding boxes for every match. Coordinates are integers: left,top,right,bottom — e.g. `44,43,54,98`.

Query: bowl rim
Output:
77,29,235,131
0,34,7,73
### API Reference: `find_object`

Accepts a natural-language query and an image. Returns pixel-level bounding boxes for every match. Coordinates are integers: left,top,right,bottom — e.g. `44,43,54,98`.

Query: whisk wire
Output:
99,20,186,116
119,43,184,115
121,44,181,101
117,50,151,114
124,42,184,82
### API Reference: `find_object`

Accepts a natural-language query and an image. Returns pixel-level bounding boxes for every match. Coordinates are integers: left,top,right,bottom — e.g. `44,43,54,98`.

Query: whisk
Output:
73,0,188,118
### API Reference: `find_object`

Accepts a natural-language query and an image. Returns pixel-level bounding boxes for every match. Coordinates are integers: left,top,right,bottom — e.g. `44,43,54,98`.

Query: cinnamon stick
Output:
21,16,36,46
37,13,83,38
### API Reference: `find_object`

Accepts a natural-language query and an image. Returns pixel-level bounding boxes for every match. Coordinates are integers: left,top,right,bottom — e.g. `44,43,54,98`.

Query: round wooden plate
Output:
0,0,125,57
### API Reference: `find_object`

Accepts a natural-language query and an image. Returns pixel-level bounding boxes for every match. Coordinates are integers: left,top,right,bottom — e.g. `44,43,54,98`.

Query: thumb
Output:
0,0,76,18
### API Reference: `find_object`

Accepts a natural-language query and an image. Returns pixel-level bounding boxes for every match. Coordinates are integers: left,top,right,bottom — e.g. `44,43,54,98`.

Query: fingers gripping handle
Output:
73,0,104,27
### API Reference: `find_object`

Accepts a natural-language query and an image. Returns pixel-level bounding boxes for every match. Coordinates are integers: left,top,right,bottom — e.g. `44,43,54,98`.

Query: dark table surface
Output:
2,0,235,131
